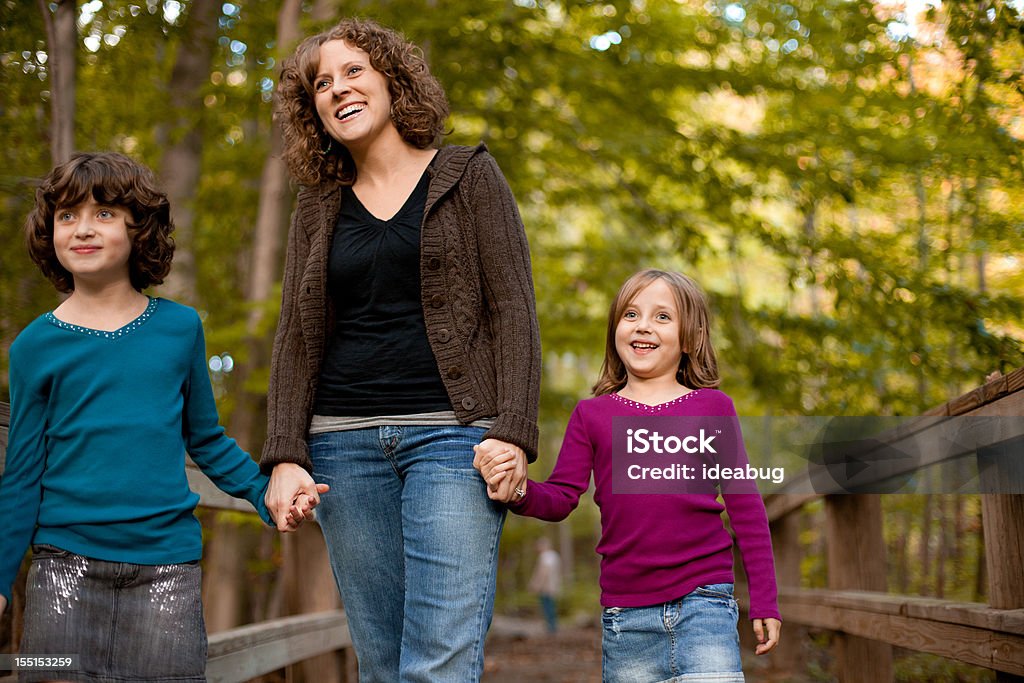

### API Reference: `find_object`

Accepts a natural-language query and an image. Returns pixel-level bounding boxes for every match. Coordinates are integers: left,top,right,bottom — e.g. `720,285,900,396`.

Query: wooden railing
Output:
759,368,1024,682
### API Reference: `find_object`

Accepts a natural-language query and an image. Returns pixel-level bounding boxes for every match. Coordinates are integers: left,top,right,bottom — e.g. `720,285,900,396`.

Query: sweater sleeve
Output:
467,153,542,461
0,339,46,601
508,403,593,521
183,315,273,526
719,404,781,621
261,190,316,474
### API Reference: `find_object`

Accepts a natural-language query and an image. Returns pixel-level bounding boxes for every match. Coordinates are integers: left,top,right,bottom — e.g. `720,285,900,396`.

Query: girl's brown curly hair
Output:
275,18,449,186
25,152,175,294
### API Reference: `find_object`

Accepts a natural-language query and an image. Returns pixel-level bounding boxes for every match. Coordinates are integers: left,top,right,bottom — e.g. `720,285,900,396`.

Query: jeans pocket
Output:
31,544,71,560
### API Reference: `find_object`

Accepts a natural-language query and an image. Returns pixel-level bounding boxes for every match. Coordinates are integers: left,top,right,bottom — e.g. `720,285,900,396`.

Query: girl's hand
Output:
283,492,325,530
473,439,527,502
753,617,781,655
266,462,330,532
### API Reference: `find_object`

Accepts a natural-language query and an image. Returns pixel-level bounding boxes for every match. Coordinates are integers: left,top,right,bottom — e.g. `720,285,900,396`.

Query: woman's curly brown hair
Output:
25,152,175,293
275,17,449,186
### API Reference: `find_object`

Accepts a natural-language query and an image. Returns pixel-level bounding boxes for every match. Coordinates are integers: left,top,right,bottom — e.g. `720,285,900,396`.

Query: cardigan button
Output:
461,397,477,410
438,329,451,343
447,366,463,380
427,256,442,270
430,294,444,308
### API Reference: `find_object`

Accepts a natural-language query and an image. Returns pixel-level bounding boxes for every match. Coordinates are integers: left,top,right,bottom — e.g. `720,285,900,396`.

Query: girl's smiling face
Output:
53,198,132,288
614,279,685,385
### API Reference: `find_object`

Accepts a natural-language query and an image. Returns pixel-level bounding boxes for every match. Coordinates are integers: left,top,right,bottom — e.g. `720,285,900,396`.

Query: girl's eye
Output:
623,311,637,320
98,209,114,219
57,211,74,221
657,313,671,321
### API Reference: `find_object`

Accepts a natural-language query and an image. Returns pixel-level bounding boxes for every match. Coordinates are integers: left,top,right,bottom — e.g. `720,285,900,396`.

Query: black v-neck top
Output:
314,163,452,415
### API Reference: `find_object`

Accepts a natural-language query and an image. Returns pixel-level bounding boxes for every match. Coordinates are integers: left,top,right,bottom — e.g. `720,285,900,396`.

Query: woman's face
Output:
313,40,394,153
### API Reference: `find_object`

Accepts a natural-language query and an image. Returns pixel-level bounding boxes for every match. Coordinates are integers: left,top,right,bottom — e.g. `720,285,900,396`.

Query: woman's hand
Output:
265,462,330,532
753,617,782,655
473,438,527,503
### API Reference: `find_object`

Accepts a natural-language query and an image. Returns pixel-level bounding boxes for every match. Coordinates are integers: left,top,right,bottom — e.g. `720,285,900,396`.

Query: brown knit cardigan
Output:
260,144,541,473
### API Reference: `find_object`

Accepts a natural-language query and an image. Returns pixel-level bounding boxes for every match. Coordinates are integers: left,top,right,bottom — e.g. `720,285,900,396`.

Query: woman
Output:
260,18,541,682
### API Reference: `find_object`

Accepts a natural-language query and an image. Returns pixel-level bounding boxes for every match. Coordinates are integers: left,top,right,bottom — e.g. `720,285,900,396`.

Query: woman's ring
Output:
514,487,526,498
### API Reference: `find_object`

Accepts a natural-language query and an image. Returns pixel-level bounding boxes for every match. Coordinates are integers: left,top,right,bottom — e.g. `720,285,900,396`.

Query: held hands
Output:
265,462,330,532
753,617,782,655
472,438,527,503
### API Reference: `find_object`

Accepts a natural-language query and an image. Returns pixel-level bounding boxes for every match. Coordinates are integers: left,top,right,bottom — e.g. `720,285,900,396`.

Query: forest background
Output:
1,0,1023,678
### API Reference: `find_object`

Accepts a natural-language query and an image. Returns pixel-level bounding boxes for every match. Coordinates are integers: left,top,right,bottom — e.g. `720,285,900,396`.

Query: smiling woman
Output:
261,17,541,683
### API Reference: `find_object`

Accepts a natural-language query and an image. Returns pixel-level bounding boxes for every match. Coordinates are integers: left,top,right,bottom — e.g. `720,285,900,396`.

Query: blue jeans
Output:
601,583,744,683
309,425,506,682
539,593,558,633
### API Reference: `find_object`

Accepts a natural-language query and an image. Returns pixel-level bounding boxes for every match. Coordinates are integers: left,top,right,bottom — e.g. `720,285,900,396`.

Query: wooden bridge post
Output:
824,494,893,682
979,428,1024,683
768,502,805,676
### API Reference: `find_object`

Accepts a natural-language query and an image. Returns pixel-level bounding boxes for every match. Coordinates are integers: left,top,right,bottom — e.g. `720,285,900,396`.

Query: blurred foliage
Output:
2,0,1023,648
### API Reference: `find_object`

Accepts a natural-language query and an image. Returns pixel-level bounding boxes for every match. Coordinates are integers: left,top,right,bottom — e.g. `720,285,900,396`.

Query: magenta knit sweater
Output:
509,389,781,619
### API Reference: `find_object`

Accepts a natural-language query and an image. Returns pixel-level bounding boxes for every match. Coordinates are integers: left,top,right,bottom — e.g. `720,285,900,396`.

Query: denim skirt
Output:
18,545,206,683
601,583,744,683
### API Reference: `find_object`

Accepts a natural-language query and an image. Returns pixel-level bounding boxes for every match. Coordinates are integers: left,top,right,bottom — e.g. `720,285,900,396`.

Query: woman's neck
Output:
618,376,691,406
349,132,435,188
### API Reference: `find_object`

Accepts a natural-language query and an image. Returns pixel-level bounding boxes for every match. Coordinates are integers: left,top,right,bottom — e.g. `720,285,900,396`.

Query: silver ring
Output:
514,487,526,498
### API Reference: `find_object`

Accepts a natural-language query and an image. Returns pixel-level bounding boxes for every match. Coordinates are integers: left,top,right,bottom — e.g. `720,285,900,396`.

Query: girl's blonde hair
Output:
592,269,720,396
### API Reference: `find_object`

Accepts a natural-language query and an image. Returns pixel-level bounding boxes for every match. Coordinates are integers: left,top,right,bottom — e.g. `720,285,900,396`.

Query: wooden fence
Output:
759,367,1024,682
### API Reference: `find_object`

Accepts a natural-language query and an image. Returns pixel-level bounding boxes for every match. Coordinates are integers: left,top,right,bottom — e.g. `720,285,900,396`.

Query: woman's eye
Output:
315,78,330,91
347,65,363,76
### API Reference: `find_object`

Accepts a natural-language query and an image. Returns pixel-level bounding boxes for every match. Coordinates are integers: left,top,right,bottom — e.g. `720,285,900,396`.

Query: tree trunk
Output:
37,0,76,165
226,0,302,451
157,0,221,303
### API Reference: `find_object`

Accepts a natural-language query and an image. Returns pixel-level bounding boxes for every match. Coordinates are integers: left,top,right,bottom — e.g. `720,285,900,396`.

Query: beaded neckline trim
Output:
611,389,703,411
46,297,158,339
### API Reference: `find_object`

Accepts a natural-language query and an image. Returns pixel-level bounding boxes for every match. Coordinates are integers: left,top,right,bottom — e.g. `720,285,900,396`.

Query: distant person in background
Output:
260,17,541,682
529,537,562,633
477,269,781,683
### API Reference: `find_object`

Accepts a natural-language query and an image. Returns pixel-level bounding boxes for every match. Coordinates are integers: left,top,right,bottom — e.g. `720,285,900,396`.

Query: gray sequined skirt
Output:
18,545,206,683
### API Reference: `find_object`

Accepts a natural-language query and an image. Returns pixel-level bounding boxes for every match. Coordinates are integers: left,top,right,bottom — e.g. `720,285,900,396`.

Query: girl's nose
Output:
73,219,96,238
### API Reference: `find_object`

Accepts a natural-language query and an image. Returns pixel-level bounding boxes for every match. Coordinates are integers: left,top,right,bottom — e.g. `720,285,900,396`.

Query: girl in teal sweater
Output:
0,152,324,682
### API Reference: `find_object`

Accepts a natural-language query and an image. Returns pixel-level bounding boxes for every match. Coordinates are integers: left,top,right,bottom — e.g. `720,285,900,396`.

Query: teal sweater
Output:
0,298,272,600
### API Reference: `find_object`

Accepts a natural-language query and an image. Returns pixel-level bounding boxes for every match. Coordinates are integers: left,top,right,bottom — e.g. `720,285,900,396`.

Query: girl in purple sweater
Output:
475,269,781,682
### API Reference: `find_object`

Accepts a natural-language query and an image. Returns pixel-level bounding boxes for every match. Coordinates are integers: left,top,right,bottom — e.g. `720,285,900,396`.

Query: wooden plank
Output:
764,493,817,523
779,593,1024,675
206,610,351,683
772,401,1024,497
186,463,262,514
779,588,1024,635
